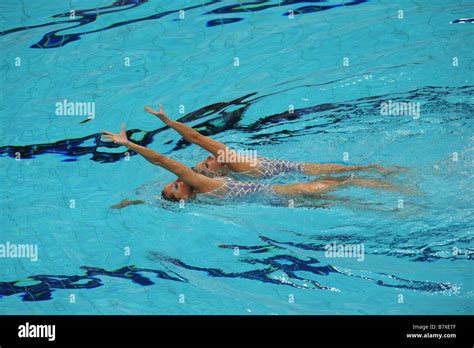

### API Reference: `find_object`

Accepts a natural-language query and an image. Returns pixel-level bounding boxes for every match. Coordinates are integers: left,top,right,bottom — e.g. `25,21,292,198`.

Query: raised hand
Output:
102,123,129,145
144,104,170,124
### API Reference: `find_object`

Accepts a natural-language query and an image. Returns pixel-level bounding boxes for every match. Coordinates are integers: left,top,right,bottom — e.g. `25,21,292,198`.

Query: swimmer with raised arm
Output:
103,124,399,209
144,104,395,178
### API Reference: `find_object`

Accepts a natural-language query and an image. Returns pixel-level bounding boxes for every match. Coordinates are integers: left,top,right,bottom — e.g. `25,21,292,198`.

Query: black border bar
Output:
0,315,471,346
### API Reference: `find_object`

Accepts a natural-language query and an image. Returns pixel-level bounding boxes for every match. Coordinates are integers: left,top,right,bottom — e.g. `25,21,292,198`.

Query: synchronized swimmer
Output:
102,105,403,208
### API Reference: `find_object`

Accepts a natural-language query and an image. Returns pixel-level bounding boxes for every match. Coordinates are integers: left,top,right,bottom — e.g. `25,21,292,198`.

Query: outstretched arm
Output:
145,105,258,172
144,105,227,157
101,124,220,193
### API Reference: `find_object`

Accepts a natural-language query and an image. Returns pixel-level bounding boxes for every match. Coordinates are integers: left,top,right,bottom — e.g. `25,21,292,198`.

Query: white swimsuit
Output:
203,177,274,199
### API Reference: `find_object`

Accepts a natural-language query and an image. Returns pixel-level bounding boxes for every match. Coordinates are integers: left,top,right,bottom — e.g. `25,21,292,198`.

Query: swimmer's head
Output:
161,179,194,202
194,155,229,177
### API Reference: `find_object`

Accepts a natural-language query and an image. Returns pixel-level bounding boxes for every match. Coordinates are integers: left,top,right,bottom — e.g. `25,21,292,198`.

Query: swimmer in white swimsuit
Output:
102,124,401,208
144,104,399,179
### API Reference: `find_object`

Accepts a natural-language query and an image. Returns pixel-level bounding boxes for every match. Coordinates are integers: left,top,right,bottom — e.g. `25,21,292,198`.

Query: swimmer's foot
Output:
112,199,144,209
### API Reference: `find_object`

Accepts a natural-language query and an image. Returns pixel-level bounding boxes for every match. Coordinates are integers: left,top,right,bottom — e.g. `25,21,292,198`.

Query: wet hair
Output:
217,165,230,176
206,164,229,178
161,190,178,202
161,184,196,202
196,163,230,178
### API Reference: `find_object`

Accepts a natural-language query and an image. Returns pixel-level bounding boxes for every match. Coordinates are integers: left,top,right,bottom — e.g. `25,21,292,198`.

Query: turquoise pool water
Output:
0,0,472,314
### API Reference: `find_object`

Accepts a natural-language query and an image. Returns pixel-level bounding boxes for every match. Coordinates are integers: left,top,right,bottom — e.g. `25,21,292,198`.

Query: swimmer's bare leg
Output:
273,178,347,196
112,199,145,209
349,177,416,194
326,175,415,192
303,163,405,176
274,175,407,196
